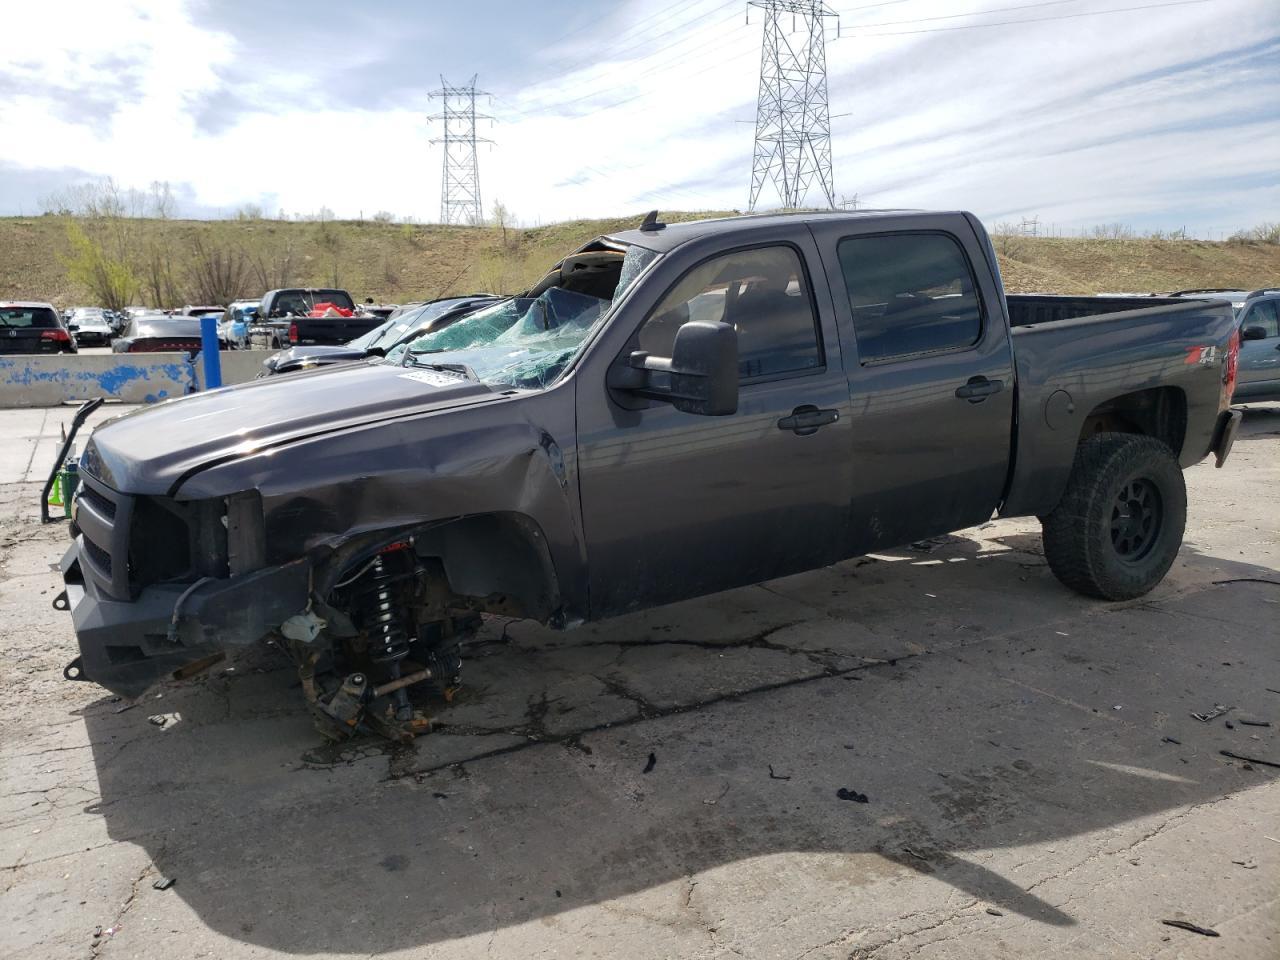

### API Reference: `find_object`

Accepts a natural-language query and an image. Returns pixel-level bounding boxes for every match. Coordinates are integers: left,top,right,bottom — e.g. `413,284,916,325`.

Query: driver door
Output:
575,234,853,617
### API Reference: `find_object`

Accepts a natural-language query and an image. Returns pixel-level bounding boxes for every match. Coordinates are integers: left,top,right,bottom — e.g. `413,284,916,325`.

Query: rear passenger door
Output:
809,216,1015,553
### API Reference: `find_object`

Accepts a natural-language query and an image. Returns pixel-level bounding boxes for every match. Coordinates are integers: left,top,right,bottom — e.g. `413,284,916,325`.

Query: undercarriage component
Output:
289,545,480,742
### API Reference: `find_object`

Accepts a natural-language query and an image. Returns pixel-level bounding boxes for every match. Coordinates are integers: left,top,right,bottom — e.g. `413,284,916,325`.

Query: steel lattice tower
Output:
748,1,838,211
429,76,493,225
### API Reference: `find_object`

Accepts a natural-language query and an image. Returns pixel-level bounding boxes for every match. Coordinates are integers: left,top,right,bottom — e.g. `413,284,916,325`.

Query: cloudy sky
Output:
2,0,1277,235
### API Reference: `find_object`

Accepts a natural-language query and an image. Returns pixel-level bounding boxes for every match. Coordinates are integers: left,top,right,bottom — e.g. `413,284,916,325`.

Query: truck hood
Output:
82,360,499,495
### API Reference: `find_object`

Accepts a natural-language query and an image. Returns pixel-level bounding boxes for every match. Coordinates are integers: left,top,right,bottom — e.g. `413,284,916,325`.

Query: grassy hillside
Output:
2,213,1278,308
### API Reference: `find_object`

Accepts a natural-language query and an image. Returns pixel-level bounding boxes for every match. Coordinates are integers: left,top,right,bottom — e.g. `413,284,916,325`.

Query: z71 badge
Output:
1184,344,1219,366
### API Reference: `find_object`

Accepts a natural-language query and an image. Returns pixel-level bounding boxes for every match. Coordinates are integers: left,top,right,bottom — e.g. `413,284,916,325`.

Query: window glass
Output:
1244,299,1279,338
837,233,983,362
636,245,821,380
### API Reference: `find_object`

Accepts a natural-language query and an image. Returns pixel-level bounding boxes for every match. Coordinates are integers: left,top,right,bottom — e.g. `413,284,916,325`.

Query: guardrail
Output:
0,350,272,408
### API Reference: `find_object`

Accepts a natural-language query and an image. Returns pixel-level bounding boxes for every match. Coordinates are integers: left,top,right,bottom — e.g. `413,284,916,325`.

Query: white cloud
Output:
0,0,1276,234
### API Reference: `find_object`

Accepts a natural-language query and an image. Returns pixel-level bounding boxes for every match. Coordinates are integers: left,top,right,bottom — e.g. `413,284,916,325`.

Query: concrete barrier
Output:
0,354,195,408
192,350,272,390
0,349,276,408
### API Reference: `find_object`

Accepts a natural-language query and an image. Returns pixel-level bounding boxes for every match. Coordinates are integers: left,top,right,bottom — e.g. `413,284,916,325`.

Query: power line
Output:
429,76,493,225
749,1,840,211
842,0,1211,37
838,0,1082,30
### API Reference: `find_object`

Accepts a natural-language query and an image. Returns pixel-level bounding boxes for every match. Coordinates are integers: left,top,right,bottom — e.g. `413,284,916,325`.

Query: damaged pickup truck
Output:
55,210,1244,740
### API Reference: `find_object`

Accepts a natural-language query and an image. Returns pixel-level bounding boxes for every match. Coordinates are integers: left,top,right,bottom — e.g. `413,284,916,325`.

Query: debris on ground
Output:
703,782,730,805
1191,704,1231,722
151,876,175,890
767,764,791,780
147,714,167,727
1231,859,1258,869
1161,919,1219,937
836,787,869,803
1220,749,1280,769
1238,719,1271,727
902,847,930,862
642,752,656,774
985,907,1004,917
1161,736,1182,745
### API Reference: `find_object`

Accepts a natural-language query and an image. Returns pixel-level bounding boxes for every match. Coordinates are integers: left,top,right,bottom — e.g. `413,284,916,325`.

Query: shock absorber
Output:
351,547,414,721
362,554,411,665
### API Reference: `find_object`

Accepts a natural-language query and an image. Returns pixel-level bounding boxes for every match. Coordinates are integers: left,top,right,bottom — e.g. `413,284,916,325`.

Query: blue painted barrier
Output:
0,354,195,407
0,351,273,407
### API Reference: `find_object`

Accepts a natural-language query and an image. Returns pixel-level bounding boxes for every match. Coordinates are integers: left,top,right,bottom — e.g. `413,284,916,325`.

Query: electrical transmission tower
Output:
428,76,493,225
747,1,839,211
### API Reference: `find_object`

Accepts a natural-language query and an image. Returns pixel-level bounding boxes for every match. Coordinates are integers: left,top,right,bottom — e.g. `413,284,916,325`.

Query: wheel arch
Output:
1077,386,1188,457
319,511,564,624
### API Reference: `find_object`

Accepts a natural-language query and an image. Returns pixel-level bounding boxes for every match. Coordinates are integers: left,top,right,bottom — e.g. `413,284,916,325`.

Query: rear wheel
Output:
1041,433,1186,600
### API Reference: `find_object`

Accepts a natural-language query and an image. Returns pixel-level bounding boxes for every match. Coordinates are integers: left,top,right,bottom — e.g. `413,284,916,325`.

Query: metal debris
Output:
1161,919,1219,938
1220,749,1280,769
703,782,730,805
836,787,869,803
147,715,167,727
642,752,656,774
1239,719,1271,727
986,908,1004,917
1161,736,1182,745
152,876,175,890
1191,704,1231,722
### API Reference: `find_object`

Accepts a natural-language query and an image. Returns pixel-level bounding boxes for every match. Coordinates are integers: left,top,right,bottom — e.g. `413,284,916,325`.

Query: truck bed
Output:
1006,294,1189,327
1000,296,1238,517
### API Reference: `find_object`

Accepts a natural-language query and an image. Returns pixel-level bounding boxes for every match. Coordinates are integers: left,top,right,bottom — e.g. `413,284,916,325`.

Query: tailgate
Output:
0,330,62,354
295,316,382,345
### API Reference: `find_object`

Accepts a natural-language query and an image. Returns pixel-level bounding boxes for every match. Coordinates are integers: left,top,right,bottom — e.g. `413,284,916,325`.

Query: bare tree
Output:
187,236,251,305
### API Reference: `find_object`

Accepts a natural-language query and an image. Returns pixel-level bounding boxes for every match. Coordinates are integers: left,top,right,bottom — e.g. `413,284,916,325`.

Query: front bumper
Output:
59,539,312,699
1212,408,1242,468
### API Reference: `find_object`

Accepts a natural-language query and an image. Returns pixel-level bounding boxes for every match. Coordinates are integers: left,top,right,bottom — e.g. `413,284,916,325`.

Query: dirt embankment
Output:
1,213,1277,306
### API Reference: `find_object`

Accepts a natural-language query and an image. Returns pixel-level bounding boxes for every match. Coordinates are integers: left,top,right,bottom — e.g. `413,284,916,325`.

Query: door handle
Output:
777,405,839,435
954,377,1004,402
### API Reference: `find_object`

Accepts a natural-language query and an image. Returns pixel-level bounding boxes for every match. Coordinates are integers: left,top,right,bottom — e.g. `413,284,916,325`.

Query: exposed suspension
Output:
350,545,415,721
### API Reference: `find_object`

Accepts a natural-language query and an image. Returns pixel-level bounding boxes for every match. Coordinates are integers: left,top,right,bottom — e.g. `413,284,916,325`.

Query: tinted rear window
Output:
273,290,356,314
837,233,983,362
0,307,59,328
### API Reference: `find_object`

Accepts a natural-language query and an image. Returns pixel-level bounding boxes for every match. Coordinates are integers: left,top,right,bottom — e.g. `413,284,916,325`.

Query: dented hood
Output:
82,361,499,495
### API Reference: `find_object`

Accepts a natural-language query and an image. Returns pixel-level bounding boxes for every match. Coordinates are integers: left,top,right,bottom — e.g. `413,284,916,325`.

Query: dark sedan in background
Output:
0,301,77,354
260,295,497,375
111,313,222,357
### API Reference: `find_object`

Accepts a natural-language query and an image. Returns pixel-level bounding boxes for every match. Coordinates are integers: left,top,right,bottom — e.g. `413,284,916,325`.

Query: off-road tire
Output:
1041,433,1186,600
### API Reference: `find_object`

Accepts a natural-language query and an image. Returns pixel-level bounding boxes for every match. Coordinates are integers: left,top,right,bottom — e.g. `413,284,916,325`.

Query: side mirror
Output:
608,320,738,416
68,324,79,331
1240,325,1267,341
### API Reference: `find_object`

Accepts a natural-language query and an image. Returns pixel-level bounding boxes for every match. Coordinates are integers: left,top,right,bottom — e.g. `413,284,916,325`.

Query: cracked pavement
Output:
1,403,1278,959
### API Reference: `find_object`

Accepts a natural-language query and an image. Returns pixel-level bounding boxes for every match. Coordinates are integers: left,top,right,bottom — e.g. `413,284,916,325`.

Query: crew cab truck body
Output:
55,211,1242,738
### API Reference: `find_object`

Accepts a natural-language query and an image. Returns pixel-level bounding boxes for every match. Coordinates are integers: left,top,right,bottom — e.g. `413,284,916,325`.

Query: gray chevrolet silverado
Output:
55,210,1243,740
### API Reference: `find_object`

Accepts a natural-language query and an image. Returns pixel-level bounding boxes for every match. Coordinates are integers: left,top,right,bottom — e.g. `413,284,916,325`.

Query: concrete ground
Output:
1,402,1278,960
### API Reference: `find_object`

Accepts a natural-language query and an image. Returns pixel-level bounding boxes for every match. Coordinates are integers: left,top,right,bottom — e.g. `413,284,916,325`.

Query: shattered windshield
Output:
390,244,658,389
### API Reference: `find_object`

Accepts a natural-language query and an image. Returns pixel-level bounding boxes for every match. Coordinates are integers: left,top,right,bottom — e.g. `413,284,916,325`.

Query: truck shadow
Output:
77,518,1278,953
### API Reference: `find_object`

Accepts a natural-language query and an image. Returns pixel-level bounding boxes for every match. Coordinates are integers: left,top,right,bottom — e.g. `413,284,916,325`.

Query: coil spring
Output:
355,555,410,663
